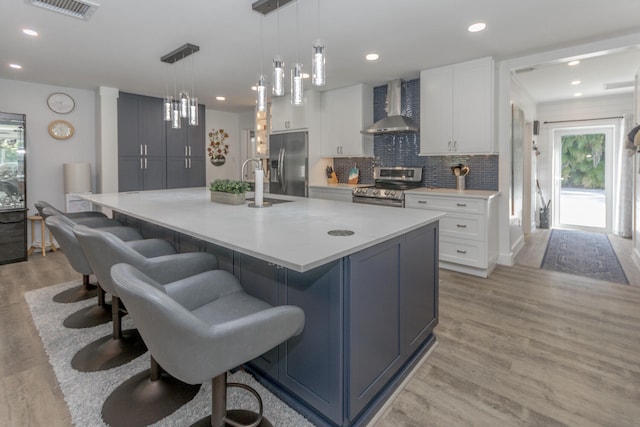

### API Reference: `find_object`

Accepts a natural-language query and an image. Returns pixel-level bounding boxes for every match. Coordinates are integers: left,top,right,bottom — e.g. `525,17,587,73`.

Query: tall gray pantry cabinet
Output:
118,92,205,191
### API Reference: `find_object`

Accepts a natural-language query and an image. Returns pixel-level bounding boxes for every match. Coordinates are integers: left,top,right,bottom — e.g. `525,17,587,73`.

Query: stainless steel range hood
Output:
361,79,419,135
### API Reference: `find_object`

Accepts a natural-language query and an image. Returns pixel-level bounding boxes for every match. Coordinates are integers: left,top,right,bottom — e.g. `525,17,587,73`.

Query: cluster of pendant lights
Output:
256,0,325,112
161,45,200,129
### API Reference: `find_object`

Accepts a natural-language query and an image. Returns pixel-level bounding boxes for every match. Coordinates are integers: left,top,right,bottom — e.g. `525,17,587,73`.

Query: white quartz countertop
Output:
405,188,501,199
82,188,443,272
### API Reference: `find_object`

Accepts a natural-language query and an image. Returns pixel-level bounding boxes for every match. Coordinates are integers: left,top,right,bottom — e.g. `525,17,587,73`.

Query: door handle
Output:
144,145,148,155
144,158,147,169
418,200,427,204
456,249,467,254
188,158,191,169
185,158,188,169
185,146,188,156
140,158,143,169
456,224,467,228
188,146,192,156
140,144,143,156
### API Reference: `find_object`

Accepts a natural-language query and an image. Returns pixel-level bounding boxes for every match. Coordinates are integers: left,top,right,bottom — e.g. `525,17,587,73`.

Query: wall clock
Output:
47,92,75,114
48,120,75,140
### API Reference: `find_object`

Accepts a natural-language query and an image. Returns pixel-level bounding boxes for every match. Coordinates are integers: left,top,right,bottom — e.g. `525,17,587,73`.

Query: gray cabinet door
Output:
234,253,281,378
118,157,143,192
166,157,189,189
279,261,344,426
402,223,438,354
187,157,206,187
140,96,165,157
142,157,166,190
118,93,141,157
165,122,187,157
347,236,403,420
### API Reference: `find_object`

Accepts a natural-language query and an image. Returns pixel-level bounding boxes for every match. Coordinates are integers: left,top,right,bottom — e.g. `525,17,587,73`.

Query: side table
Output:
27,215,57,256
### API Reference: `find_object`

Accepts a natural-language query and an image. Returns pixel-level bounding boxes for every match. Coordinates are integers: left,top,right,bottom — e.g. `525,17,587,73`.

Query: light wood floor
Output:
1,231,639,426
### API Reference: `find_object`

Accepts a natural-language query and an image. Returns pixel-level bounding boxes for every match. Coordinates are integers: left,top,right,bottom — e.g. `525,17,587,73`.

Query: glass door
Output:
553,125,613,232
0,112,26,209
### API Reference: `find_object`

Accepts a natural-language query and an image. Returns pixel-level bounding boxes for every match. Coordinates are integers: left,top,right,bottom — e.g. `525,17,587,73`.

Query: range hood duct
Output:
361,79,419,135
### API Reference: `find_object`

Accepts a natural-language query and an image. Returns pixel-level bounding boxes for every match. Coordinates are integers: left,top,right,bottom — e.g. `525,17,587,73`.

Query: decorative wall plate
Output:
48,120,75,140
47,92,75,114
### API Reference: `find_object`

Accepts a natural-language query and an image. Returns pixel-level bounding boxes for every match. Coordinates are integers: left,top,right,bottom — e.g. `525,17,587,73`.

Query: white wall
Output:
205,108,241,184
0,78,97,216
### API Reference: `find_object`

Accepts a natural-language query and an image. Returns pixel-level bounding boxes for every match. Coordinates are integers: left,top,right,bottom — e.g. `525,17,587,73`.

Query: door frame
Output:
552,122,615,232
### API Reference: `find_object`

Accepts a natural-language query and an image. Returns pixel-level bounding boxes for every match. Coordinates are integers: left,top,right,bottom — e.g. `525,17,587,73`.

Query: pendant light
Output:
188,54,198,126
291,0,303,105
171,68,181,129
163,64,172,121
311,0,325,87
257,15,267,112
272,1,285,97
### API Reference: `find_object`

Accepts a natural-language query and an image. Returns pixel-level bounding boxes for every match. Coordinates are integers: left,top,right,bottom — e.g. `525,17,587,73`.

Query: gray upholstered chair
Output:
35,200,108,220
40,205,125,228
45,215,175,328
44,212,149,306
110,262,305,427
72,225,219,373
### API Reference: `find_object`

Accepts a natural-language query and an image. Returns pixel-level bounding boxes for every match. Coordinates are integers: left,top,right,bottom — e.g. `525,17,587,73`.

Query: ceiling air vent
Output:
25,0,99,21
603,81,634,90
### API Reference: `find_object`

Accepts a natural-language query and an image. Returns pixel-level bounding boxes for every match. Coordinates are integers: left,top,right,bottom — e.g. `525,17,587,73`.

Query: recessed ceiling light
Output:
302,73,310,79
9,63,22,69
22,28,38,36
574,93,582,97
571,80,581,85
568,60,580,66
468,22,486,33
365,53,379,61
251,86,257,91
216,96,226,101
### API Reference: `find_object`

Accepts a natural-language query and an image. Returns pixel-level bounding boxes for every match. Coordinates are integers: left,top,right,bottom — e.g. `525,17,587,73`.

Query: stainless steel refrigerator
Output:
269,131,308,197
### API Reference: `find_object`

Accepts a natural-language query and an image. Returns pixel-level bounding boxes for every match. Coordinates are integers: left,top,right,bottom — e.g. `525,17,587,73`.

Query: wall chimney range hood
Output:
361,80,419,135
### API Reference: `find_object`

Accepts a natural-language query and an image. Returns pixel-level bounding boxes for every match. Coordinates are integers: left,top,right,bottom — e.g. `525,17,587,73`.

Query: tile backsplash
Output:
333,79,498,191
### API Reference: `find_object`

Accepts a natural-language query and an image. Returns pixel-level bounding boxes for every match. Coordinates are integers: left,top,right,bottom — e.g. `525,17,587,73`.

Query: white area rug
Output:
25,280,314,426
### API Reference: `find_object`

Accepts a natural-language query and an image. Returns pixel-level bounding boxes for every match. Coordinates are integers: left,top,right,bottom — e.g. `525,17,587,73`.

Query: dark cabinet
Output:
118,93,205,191
118,93,166,191
0,209,27,265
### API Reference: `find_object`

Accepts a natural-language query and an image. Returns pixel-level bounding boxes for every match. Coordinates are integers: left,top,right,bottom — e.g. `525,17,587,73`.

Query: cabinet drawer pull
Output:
185,158,188,168
140,144,143,156
456,203,467,207
144,158,147,169
456,224,467,228
418,200,428,204
140,158,143,169
456,249,467,254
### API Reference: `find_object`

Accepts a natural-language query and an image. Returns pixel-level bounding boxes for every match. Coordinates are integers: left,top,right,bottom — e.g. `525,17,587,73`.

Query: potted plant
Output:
209,179,250,205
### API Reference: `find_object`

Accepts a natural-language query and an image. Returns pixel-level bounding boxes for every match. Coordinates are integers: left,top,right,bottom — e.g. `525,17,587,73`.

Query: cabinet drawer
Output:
439,213,484,241
405,195,484,214
439,237,485,268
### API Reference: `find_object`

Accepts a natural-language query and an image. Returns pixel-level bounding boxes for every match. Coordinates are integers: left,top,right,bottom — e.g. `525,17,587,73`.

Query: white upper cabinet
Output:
420,56,495,155
270,94,308,132
320,84,374,157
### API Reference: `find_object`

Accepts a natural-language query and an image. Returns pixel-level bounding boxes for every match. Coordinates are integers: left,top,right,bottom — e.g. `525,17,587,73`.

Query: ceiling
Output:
2,0,640,112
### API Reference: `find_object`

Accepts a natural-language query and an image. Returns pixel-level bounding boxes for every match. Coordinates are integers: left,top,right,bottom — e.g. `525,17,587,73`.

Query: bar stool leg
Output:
40,216,46,257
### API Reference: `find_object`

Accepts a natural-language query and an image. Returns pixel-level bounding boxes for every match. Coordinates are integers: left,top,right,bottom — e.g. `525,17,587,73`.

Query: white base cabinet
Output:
405,189,500,277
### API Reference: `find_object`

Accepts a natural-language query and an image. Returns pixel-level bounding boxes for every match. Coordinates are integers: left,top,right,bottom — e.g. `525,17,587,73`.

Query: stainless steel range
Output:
352,166,423,207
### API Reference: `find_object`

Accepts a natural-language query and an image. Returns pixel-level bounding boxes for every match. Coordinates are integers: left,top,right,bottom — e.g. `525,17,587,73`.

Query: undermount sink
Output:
246,197,293,204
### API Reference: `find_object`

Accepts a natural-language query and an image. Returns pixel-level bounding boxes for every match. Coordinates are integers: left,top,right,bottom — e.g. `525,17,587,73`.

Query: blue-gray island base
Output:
113,211,439,427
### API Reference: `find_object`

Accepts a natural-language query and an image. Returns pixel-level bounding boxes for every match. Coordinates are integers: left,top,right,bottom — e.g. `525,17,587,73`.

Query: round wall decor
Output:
48,120,75,140
47,92,75,114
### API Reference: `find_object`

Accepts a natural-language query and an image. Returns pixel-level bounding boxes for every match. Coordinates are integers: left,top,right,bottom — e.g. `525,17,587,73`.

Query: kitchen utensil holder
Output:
456,176,466,191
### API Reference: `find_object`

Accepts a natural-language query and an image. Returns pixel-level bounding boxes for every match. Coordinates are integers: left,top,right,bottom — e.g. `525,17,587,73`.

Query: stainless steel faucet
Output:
241,157,263,183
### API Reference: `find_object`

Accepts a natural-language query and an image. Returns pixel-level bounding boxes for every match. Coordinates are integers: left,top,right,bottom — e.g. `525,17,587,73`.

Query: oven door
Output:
352,196,404,208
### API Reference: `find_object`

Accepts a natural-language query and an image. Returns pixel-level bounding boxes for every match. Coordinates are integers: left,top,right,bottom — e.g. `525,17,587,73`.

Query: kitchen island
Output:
81,188,442,427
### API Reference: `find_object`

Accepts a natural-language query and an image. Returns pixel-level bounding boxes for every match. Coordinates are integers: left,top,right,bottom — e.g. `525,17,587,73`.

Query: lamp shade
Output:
63,162,91,194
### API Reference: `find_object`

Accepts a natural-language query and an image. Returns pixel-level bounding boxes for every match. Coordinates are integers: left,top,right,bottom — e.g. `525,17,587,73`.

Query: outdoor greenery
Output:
209,179,250,194
561,134,605,189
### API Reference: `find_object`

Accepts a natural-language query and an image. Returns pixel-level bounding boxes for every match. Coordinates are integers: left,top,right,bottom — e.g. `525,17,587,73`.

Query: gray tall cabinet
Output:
118,92,205,191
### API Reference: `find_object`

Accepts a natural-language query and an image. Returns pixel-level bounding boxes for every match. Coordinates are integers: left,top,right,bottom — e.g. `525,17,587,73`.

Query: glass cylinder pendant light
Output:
291,63,303,106
171,99,182,129
163,96,173,121
312,43,326,87
188,97,198,126
273,57,285,97
257,74,267,112
179,91,189,118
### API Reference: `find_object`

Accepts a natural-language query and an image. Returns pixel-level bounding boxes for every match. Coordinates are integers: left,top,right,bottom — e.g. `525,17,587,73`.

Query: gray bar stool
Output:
45,213,149,307
46,215,175,329
35,199,108,220
110,263,305,427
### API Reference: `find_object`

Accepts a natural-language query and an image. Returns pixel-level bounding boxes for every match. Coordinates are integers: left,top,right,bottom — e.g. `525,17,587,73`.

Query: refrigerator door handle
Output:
280,147,287,193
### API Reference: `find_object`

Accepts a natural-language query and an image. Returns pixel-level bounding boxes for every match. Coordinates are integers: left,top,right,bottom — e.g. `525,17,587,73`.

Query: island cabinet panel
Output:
402,223,438,354
279,261,344,425
347,237,403,420
234,254,282,378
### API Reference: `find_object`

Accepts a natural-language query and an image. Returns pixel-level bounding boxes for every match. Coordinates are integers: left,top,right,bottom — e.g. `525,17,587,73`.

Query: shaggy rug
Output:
25,279,314,426
541,229,629,285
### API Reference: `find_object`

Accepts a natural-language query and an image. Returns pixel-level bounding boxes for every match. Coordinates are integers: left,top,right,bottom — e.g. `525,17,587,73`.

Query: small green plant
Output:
209,179,250,194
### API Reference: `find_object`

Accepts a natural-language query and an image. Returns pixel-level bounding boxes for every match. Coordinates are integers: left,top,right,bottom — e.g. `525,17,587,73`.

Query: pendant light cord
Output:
276,1,281,56
260,15,264,74
295,0,300,62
